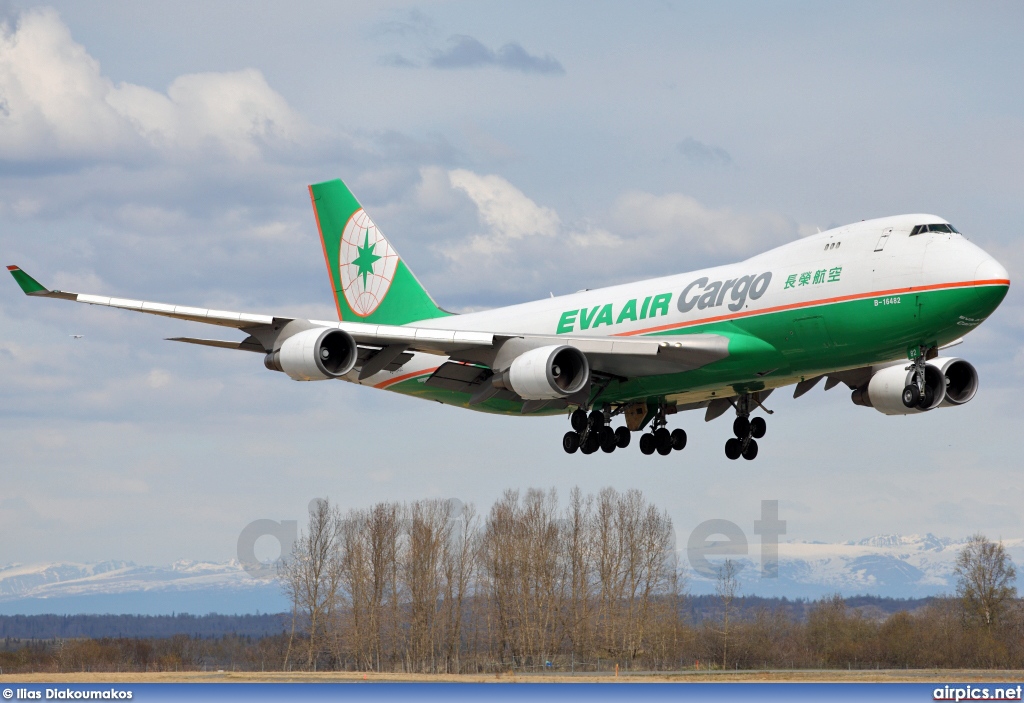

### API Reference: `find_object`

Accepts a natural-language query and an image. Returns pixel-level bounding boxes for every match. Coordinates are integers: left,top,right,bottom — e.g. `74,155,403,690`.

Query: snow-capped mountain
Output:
686,533,1024,598
2,534,1022,615
0,560,288,616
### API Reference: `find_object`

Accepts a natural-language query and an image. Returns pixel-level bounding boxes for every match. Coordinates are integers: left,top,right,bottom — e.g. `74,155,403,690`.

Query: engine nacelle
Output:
264,328,358,381
929,356,979,407
851,362,945,415
503,345,590,400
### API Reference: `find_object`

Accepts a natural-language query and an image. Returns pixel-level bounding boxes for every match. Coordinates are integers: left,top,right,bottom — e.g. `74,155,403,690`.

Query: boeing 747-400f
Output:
8,179,1010,459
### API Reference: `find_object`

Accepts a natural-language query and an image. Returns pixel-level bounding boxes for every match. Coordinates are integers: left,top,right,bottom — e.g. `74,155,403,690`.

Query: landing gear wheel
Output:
654,428,672,455
588,410,605,430
614,426,631,449
570,408,588,432
742,438,759,460
639,433,656,455
902,384,920,408
562,431,580,454
750,417,767,439
919,385,935,409
581,433,599,454
670,428,687,451
733,416,750,438
600,427,617,453
725,437,742,460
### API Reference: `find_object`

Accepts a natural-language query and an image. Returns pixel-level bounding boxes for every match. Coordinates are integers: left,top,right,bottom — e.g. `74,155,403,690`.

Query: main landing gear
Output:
724,394,768,461
562,404,686,457
563,408,630,455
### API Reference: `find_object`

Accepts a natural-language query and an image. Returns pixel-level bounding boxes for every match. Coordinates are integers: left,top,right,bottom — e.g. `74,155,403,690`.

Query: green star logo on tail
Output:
337,208,400,317
352,229,381,288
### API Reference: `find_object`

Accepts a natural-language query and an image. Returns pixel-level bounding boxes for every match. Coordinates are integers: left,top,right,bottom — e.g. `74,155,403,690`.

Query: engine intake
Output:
264,328,357,381
503,345,590,400
929,357,979,407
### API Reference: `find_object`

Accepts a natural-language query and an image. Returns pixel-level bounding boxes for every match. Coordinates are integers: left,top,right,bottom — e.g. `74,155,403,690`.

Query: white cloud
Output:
610,191,798,258
0,8,306,163
424,168,802,297
448,168,561,254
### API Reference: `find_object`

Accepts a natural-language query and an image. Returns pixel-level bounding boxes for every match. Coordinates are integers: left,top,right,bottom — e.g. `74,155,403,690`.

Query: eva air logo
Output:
339,209,398,317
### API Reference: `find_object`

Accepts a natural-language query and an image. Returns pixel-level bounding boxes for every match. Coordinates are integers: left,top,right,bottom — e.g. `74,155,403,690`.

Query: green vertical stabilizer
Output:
308,179,449,325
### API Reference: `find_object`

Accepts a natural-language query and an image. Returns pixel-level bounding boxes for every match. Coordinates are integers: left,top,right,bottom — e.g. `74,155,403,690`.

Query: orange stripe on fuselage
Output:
613,278,1011,337
308,185,344,322
374,366,441,389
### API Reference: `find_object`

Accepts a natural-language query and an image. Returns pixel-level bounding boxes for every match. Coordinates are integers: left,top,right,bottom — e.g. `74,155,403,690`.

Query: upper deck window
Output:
910,223,959,236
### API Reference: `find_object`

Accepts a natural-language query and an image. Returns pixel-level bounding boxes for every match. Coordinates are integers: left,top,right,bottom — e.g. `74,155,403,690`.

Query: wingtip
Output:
7,265,50,295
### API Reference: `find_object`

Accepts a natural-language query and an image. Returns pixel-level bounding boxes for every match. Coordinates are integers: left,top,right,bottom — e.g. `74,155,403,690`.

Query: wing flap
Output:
168,336,266,353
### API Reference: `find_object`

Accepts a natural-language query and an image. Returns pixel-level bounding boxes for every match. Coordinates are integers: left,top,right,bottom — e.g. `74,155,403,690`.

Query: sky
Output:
1,1,1023,576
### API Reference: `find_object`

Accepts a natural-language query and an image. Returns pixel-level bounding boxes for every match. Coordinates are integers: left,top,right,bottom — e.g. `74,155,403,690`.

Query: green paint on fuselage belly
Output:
379,378,566,416
613,284,1006,402
381,284,1007,415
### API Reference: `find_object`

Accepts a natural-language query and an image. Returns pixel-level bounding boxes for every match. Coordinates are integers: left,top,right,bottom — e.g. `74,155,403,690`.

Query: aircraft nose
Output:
973,253,1010,310
975,255,1009,285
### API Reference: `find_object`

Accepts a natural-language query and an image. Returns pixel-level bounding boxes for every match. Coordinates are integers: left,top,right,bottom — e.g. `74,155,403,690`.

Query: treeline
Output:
3,488,1019,674
274,488,1024,673
0,596,935,641
0,634,287,673
0,613,290,641
279,488,680,672
3,594,1024,673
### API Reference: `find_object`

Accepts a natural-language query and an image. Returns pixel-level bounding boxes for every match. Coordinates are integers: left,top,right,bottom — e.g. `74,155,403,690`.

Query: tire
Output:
639,433,656,455
725,437,742,460
902,384,920,408
581,436,598,454
920,385,935,409
588,409,605,430
570,408,588,432
600,427,617,453
615,426,631,449
654,427,672,454
733,416,750,438
671,428,687,451
750,416,767,439
742,438,759,460
562,431,580,454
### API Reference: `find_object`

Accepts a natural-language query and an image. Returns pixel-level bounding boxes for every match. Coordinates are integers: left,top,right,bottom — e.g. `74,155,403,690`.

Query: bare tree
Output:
441,501,478,673
404,499,452,671
955,534,1018,627
278,498,343,671
562,488,595,666
715,558,739,670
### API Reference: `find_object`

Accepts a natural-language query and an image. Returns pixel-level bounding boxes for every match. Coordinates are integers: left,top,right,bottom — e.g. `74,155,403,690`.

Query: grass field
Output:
4,670,1024,683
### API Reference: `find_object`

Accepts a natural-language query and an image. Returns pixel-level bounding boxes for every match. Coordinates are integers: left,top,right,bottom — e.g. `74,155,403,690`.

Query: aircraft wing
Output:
7,265,730,376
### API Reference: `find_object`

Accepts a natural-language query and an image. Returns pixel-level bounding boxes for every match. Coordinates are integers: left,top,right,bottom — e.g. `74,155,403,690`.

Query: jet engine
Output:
500,345,590,400
930,357,979,407
850,356,978,415
264,328,358,381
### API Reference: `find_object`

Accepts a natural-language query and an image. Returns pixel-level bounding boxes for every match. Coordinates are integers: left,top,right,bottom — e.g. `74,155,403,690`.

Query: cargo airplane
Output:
7,179,1010,459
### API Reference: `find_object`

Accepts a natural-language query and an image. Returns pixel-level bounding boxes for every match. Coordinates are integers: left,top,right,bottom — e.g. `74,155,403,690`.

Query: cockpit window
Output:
910,223,959,235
